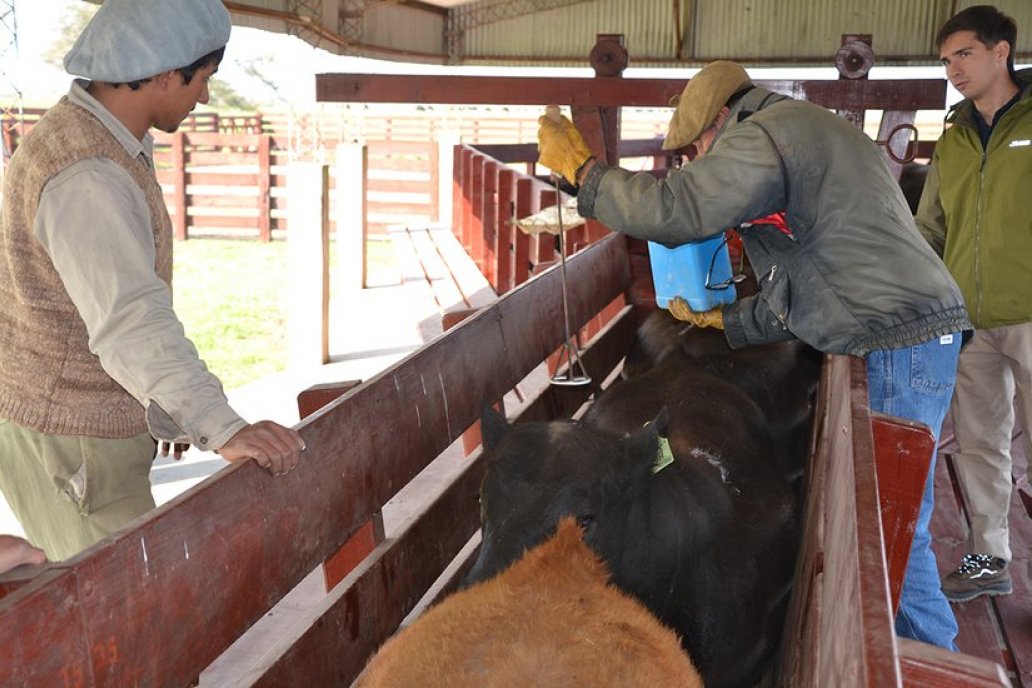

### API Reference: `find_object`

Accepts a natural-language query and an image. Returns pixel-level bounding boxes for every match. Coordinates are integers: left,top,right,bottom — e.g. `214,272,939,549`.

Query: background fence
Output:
1,104,946,242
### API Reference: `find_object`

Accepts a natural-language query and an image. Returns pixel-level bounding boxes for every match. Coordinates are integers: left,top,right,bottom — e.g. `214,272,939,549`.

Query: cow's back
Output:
356,518,703,688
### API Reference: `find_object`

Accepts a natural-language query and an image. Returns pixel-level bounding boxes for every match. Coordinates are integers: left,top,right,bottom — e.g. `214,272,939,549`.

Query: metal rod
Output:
551,176,591,387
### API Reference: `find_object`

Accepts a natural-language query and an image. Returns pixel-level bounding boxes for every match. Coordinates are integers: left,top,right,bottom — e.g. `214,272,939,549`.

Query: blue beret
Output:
64,0,231,83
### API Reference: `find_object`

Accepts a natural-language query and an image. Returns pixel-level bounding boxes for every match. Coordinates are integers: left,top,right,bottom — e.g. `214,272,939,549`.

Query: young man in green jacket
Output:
917,5,1032,602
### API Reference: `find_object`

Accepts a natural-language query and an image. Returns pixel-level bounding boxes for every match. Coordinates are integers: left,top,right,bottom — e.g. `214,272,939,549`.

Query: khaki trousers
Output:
949,322,1032,562
0,419,157,560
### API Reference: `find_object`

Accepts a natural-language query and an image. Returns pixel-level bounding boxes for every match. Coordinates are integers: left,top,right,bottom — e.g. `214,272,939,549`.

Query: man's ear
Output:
153,70,178,90
993,39,1011,65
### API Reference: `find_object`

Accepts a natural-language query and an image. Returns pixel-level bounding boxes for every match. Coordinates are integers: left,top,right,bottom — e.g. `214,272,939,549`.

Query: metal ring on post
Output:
878,123,920,164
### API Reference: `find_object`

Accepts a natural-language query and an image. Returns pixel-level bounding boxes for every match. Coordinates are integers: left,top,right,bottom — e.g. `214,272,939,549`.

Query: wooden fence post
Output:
172,131,187,240
287,162,330,368
257,134,272,242
335,142,367,291
482,160,499,289
470,154,485,268
513,177,537,287
438,131,460,226
496,168,517,294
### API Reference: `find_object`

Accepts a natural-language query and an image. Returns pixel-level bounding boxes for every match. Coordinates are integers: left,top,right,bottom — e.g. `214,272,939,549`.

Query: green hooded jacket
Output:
916,68,1032,329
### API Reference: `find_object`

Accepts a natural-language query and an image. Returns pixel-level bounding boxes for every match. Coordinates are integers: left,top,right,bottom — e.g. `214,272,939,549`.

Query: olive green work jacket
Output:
916,68,1032,329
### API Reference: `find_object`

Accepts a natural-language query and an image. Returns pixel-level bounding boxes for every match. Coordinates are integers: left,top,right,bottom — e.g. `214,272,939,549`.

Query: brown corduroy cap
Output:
663,61,753,151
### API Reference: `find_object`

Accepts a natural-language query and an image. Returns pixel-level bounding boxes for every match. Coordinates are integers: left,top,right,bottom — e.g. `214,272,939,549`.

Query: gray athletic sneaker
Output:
941,553,1012,602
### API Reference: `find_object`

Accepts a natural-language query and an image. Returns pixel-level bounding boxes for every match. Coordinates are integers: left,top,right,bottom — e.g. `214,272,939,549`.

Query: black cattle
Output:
899,161,930,215
609,311,822,486
465,316,821,688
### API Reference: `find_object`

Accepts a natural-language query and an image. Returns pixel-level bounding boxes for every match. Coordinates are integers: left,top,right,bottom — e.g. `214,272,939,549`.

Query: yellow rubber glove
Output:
537,111,592,187
668,297,724,329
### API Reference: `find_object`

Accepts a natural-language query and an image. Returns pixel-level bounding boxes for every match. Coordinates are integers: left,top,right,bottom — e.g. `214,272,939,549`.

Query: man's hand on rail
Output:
0,534,46,574
217,421,307,477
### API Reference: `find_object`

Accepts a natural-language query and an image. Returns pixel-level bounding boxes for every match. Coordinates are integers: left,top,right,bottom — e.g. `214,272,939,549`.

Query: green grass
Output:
173,237,396,391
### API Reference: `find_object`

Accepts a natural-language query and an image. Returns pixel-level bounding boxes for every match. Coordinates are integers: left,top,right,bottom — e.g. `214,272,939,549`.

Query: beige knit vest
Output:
0,97,172,438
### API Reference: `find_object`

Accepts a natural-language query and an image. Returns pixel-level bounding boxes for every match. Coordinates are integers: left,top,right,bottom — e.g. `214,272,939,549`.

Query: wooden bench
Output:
388,224,496,316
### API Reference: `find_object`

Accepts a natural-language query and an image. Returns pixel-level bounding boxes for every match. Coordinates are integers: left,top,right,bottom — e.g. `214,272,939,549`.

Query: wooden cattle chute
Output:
0,231,1010,686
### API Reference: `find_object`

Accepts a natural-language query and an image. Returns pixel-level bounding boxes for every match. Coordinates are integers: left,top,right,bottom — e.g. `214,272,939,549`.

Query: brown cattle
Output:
355,517,703,688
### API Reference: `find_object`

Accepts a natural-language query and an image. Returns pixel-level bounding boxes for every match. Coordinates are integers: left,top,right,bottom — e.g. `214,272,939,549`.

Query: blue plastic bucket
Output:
648,234,737,311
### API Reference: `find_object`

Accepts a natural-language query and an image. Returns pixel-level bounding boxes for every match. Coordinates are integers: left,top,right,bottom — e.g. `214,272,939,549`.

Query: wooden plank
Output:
367,139,438,154
470,154,486,270
0,570,95,685
250,451,486,687
779,356,901,688
187,151,256,166
387,227,425,284
990,483,1032,686
366,178,433,194
899,638,1012,687
496,168,517,294
184,171,262,186
460,147,474,250
872,412,935,615
316,74,947,111
366,200,434,216
172,131,187,240
297,382,384,592
183,215,260,229
513,177,539,287
842,357,901,686
367,158,433,173
258,134,272,242
429,226,496,309
409,227,466,310
482,160,500,288
184,195,263,209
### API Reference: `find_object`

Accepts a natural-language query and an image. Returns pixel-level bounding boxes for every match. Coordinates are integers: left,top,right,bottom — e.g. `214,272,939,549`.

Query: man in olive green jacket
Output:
917,5,1032,602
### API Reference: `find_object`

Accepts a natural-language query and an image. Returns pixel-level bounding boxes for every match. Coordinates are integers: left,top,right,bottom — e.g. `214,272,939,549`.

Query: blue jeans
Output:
866,333,962,651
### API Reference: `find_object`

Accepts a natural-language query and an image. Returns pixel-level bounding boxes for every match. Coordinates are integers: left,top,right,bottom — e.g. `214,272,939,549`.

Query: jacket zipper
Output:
975,147,985,324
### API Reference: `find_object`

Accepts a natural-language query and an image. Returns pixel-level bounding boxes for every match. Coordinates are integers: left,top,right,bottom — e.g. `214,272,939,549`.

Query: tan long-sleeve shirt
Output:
0,81,245,450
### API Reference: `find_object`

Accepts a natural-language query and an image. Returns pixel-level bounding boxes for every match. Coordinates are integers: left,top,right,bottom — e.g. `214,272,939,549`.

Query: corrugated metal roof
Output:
83,0,1032,68
456,0,1032,67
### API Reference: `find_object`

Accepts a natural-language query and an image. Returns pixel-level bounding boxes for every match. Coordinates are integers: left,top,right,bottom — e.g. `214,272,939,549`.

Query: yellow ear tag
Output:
652,436,675,474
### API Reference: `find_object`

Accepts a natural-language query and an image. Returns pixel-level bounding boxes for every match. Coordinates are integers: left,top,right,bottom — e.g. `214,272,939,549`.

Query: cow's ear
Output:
622,407,668,473
481,402,511,450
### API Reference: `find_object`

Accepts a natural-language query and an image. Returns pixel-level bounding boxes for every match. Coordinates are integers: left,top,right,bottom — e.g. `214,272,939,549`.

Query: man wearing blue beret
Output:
0,0,306,561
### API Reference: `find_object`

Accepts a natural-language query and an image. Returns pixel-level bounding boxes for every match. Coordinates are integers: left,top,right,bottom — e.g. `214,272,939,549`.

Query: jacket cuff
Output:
576,161,609,219
721,303,749,349
146,400,247,452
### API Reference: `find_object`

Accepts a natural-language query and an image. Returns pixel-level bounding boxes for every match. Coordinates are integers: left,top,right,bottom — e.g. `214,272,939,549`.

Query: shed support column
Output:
336,142,367,292
287,162,330,368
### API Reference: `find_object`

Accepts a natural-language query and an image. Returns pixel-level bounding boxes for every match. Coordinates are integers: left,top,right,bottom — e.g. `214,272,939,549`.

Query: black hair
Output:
936,5,1018,78
115,46,226,91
